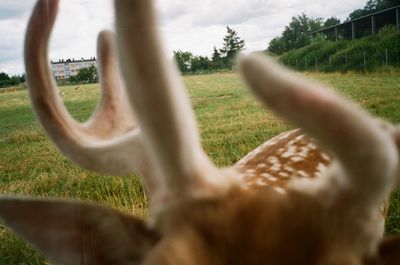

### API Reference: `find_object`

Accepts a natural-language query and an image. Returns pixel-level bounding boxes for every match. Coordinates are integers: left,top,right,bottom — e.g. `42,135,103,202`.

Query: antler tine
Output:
84,30,136,137
114,1,231,196
24,0,149,178
239,53,398,206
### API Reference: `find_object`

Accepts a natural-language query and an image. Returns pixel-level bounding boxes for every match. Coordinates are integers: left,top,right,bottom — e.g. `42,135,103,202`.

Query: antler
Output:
239,54,399,209
24,0,234,209
24,0,145,176
113,1,233,199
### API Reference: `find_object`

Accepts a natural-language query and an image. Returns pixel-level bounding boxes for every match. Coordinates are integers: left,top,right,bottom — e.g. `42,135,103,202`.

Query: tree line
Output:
267,14,340,55
348,0,400,20
173,26,245,74
0,72,25,88
268,0,400,55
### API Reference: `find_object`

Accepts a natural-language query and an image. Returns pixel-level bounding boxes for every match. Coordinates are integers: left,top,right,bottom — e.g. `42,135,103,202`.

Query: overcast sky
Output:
0,0,366,75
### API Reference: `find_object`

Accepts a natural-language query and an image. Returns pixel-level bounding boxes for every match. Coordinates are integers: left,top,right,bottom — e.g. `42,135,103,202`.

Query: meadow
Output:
1,71,400,264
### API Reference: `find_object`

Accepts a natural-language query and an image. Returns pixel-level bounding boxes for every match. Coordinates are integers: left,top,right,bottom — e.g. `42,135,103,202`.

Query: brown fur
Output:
236,129,331,189
145,187,366,265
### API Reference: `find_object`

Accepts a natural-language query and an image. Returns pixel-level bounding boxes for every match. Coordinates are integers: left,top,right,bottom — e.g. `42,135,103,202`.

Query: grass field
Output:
1,72,400,264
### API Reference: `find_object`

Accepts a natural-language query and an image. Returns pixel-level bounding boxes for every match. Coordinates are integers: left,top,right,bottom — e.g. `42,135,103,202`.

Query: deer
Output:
1,0,400,264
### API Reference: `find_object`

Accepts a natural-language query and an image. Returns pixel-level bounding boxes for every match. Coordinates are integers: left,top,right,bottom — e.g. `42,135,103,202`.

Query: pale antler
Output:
113,0,234,199
84,30,136,137
24,0,146,176
24,0,234,207
239,54,399,255
239,54,398,208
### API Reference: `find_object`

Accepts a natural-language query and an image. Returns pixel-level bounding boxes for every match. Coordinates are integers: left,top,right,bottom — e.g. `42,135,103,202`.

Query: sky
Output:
0,0,366,75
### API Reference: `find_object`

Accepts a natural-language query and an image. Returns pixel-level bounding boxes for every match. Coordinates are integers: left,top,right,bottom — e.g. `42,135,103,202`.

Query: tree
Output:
0,72,10,81
76,65,97,83
268,13,323,54
173,50,193,73
348,0,399,20
190,56,213,72
282,14,323,49
211,46,225,69
10,75,20,86
267,37,286,55
324,17,341,28
219,27,245,68
365,0,380,10
19,73,26,83
0,72,25,88
0,72,11,87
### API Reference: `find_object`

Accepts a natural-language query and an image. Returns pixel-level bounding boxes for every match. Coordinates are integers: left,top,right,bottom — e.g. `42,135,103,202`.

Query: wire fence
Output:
280,48,400,72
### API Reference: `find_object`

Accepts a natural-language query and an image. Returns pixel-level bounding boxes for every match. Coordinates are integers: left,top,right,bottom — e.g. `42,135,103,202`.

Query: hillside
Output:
278,27,400,72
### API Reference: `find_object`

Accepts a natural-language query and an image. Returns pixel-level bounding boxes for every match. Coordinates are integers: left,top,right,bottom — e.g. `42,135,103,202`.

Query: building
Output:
51,57,97,80
311,5,400,41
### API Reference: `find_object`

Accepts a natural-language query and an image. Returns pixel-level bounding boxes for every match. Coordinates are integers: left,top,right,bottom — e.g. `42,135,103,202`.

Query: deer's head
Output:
1,1,400,264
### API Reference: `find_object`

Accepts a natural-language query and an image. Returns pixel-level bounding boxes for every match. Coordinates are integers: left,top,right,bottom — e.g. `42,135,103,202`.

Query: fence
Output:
280,48,400,72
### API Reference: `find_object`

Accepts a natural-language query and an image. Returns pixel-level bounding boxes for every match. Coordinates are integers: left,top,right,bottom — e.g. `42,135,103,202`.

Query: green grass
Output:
1,72,400,264
279,28,400,72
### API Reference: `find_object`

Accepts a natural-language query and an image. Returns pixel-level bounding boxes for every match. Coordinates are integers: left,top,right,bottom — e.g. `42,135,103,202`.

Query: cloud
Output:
0,0,366,75
0,1,35,20
49,0,113,60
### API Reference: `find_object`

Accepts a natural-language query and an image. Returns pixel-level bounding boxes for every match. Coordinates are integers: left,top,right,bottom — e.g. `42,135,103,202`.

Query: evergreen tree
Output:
219,27,245,68
211,46,225,69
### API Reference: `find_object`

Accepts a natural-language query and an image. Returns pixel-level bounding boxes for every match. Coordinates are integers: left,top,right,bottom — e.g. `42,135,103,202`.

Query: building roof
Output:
311,4,400,35
51,57,96,65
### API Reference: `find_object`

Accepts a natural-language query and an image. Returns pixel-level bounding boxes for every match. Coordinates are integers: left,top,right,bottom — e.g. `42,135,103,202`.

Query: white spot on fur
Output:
270,164,281,172
282,149,296,158
273,187,286,194
255,179,267,186
291,156,304,162
268,176,278,182
321,153,330,161
298,170,309,178
307,143,317,150
284,166,295,172
267,156,279,164
279,172,289,178
317,163,327,174
257,163,267,168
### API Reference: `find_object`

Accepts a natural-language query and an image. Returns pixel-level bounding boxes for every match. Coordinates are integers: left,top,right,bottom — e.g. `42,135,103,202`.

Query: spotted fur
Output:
236,129,331,190
0,1,399,265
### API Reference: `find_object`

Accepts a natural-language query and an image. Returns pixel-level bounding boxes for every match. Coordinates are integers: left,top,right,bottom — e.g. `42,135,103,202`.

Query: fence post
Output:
296,59,298,69
305,58,307,71
315,57,318,71
345,52,348,67
329,55,332,72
